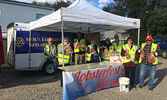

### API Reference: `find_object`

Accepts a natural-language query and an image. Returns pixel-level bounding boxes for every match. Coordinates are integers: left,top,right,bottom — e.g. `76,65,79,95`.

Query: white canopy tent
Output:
30,0,140,32
30,0,141,67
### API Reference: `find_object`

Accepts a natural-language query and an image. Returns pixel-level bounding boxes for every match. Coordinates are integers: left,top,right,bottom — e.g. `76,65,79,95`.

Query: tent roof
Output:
30,0,140,33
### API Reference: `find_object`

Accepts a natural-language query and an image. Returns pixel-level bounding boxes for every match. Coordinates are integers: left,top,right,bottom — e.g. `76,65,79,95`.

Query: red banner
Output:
0,25,5,64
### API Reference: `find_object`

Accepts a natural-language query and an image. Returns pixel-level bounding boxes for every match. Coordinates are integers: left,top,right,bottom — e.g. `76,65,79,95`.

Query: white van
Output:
7,22,72,74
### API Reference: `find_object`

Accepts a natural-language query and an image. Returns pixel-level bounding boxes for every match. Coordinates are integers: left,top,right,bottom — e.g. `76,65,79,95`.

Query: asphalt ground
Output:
0,57,167,100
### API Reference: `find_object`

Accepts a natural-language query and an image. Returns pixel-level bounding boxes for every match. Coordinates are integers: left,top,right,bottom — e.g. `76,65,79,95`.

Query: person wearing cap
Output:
121,37,140,88
44,37,58,75
112,34,125,56
138,35,161,91
86,40,100,62
73,32,87,65
102,38,115,61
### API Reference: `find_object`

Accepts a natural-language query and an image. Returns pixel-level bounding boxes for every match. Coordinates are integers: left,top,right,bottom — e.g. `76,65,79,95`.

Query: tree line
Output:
103,0,167,43
32,0,72,11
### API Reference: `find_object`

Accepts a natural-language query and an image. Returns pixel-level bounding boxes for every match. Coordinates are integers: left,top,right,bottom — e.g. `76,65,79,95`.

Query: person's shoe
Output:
149,88,153,91
138,85,143,88
133,85,137,88
131,84,136,89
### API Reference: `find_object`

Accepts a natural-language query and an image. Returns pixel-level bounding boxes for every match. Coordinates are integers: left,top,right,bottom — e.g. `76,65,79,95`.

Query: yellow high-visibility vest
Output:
86,44,100,61
44,44,57,58
122,44,138,64
102,46,113,60
138,43,158,65
113,40,124,55
57,43,70,64
74,39,86,53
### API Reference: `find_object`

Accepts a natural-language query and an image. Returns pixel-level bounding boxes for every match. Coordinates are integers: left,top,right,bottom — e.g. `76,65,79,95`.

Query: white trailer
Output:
7,22,72,74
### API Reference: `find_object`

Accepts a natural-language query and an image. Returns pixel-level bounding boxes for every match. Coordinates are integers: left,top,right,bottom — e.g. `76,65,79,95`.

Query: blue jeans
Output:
139,63,156,88
47,57,58,75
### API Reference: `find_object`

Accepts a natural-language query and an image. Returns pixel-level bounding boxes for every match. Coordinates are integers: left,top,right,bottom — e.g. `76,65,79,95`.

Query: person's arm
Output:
94,45,98,54
70,45,73,54
135,48,140,61
54,45,58,57
101,46,105,52
121,47,126,56
44,47,50,58
111,41,116,51
155,45,162,56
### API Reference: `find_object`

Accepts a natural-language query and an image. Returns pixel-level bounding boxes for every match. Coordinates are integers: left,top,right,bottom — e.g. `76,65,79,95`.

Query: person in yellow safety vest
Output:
121,37,140,88
73,32,87,65
86,40,100,62
102,38,115,61
138,35,161,91
44,37,59,75
57,37,73,65
112,34,125,56
57,37,73,86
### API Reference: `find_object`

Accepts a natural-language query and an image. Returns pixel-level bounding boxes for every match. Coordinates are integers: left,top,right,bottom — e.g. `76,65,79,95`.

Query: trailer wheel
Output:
162,50,167,59
42,61,55,75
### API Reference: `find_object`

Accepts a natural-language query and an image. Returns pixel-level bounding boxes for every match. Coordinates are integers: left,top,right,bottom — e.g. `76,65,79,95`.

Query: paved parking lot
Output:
0,57,167,100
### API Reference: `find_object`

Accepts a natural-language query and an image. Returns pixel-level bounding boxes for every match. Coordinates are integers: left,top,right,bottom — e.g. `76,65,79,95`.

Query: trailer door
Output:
15,30,29,70
7,25,15,66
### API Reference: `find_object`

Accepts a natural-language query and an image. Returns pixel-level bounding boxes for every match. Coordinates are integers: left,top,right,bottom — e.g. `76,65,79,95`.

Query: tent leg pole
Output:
29,30,32,69
61,20,65,68
138,28,140,46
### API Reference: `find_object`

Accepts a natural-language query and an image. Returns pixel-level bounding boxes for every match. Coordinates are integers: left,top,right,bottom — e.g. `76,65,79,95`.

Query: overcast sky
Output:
12,0,114,9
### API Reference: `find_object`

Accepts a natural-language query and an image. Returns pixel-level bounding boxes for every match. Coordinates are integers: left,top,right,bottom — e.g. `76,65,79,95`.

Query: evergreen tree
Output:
103,0,167,44
32,0,72,11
